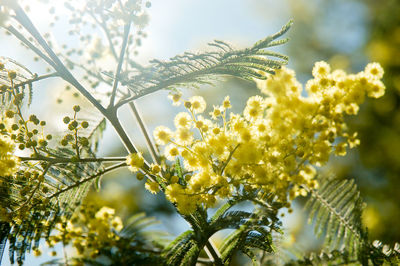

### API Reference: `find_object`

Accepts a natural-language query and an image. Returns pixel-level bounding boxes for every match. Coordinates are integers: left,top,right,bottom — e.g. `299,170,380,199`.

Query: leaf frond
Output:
305,177,366,258
0,57,36,111
118,20,292,105
1,146,104,264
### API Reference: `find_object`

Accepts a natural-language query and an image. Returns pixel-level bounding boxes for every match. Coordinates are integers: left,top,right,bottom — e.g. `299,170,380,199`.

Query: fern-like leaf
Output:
368,240,400,265
305,178,366,257
85,117,107,153
163,230,194,264
1,146,104,265
210,210,254,232
284,250,353,265
218,211,275,265
117,20,292,106
0,57,36,111
98,212,164,265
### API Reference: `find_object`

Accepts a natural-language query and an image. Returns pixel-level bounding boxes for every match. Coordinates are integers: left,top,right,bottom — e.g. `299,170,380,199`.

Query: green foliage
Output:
0,56,35,110
161,193,282,266
86,118,107,153
118,20,292,104
0,146,103,265
301,176,400,265
305,177,366,257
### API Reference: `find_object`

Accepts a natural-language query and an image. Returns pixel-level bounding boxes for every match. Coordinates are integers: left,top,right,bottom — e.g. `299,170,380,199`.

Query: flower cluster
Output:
127,62,386,214
48,205,123,260
0,134,19,176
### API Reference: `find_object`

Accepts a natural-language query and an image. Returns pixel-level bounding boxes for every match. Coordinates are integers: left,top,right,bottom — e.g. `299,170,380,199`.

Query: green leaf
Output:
252,20,293,50
2,146,104,265
0,57,35,111
181,242,200,266
86,118,106,153
163,230,194,257
210,210,253,232
305,177,366,258
120,21,292,104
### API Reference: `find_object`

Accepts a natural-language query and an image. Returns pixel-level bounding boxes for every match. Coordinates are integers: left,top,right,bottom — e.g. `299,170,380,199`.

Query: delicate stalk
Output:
14,165,50,213
128,101,160,164
204,240,223,266
88,11,119,60
220,143,240,175
108,22,132,108
13,72,59,88
47,162,126,200
19,156,126,163
100,21,119,60
6,25,57,70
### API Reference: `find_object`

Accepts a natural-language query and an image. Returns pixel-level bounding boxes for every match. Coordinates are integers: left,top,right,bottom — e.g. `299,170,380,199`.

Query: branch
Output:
108,22,131,109
19,156,126,164
204,240,223,266
47,162,126,200
12,5,107,115
128,101,160,164
10,5,145,161
5,25,58,70
13,72,59,88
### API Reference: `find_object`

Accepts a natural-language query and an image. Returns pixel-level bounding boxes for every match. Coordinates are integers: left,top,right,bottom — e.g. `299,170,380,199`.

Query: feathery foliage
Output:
161,193,282,266
0,145,103,264
116,20,292,106
305,177,366,258
86,118,106,153
0,57,35,110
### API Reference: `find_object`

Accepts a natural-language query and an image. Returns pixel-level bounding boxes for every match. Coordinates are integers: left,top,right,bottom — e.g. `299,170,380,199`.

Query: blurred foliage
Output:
285,0,400,244
355,0,400,243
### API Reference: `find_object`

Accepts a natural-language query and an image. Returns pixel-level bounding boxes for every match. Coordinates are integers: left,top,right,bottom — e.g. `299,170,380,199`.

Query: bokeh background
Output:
1,0,399,264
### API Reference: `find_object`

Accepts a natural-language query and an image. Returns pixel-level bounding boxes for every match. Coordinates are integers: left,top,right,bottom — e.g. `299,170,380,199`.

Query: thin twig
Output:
47,162,126,200
108,22,131,108
204,240,223,266
13,72,59,88
87,10,119,60
128,101,160,164
6,25,58,70
19,156,126,163
220,144,240,175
